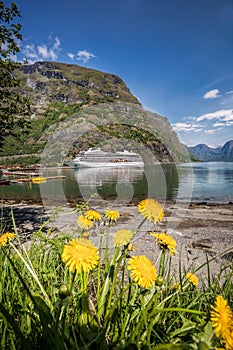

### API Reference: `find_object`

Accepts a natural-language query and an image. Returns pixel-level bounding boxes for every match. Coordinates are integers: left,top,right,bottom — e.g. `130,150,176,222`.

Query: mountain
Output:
0,61,190,165
17,61,140,113
40,102,191,166
189,140,233,161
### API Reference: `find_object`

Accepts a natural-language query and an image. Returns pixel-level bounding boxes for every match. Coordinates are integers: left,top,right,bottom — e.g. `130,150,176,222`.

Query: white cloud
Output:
22,36,61,63
196,109,233,121
226,90,233,95
37,36,61,60
77,50,95,63
22,43,39,62
203,89,220,99
37,44,57,60
172,122,203,132
224,114,233,121
213,122,225,127
67,50,96,63
67,52,75,60
53,36,61,50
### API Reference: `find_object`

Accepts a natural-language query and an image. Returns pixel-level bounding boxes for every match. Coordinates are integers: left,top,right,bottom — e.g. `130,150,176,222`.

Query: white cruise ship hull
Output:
69,160,144,168
64,148,144,169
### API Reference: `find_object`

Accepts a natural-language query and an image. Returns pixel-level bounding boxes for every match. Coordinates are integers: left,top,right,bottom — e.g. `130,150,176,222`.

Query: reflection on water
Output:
75,166,144,186
73,166,145,205
176,162,233,203
1,162,233,204
64,167,147,203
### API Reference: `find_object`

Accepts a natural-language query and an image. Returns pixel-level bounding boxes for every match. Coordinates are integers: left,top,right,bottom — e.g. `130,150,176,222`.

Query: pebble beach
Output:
2,200,233,281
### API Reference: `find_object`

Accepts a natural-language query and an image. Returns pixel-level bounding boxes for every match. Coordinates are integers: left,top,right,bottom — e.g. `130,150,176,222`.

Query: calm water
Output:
1,162,233,205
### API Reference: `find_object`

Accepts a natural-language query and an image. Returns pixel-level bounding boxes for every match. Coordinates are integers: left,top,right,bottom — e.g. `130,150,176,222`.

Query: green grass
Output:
0,202,232,349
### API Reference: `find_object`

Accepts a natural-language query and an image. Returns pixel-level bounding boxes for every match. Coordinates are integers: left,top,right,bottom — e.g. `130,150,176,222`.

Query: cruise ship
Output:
65,148,144,168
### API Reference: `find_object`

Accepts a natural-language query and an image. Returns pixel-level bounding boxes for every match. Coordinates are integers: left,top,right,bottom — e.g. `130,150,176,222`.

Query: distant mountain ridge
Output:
189,140,233,161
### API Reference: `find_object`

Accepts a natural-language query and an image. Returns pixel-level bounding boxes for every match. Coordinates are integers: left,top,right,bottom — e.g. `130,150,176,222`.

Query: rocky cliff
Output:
17,61,140,117
0,61,190,165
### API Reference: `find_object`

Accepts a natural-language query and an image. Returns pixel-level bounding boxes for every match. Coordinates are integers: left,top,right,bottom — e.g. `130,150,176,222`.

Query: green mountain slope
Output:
17,61,140,111
0,61,190,165
40,102,191,166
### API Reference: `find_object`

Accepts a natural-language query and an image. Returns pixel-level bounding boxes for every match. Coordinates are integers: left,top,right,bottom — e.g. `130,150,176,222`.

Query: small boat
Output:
32,177,47,184
64,148,144,169
1,169,39,176
0,179,10,186
10,175,66,183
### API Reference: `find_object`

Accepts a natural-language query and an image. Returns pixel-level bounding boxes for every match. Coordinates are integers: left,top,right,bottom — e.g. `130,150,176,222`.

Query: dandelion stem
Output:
97,246,120,321
9,242,53,310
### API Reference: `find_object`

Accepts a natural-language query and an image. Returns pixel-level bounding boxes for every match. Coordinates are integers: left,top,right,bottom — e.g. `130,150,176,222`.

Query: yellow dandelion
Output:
128,255,157,289
172,282,181,291
138,199,164,224
210,295,233,349
62,238,99,273
185,272,199,286
105,209,119,222
151,232,177,255
0,232,16,247
85,210,101,222
128,243,135,251
113,229,134,247
82,231,90,238
77,214,93,230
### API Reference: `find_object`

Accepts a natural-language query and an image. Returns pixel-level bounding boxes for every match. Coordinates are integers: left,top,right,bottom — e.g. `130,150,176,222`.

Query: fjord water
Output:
0,162,233,204
176,162,233,203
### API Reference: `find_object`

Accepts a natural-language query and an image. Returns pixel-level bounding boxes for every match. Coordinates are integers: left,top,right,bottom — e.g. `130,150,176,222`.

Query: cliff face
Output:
41,102,191,165
17,61,140,117
189,141,233,161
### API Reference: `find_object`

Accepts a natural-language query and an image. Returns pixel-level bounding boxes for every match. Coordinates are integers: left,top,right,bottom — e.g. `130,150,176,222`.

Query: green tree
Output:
0,1,30,148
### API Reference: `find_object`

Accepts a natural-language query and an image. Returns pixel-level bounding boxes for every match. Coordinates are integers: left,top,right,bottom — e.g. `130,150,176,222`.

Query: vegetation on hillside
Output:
0,101,191,166
0,102,82,157
0,58,142,165
38,103,190,167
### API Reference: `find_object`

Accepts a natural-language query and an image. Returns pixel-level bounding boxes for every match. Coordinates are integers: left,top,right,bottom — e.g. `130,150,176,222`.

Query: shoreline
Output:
1,199,233,279
1,196,233,206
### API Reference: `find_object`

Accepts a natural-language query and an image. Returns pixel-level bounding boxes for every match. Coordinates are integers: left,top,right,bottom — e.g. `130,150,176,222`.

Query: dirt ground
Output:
1,201,233,281
132,203,233,281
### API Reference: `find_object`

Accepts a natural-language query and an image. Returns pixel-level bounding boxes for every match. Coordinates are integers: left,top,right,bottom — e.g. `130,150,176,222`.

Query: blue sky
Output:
12,0,233,146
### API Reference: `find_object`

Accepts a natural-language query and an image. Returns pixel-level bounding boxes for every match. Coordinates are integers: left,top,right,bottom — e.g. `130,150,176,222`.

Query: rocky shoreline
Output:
1,200,233,280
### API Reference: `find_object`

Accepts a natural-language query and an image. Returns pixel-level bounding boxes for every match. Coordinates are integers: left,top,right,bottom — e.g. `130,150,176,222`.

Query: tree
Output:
0,1,30,148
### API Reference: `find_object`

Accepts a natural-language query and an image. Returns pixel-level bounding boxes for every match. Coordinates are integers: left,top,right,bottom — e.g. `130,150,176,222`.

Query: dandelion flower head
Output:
0,232,16,247
128,243,135,251
85,209,101,222
105,209,119,222
62,238,99,273
185,272,199,286
128,255,157,289
151,232,177,255
81,231,90,238
113,229,134,247
138,199,164,224
210,295,233,349
172,282,181,291
77,214,93,230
